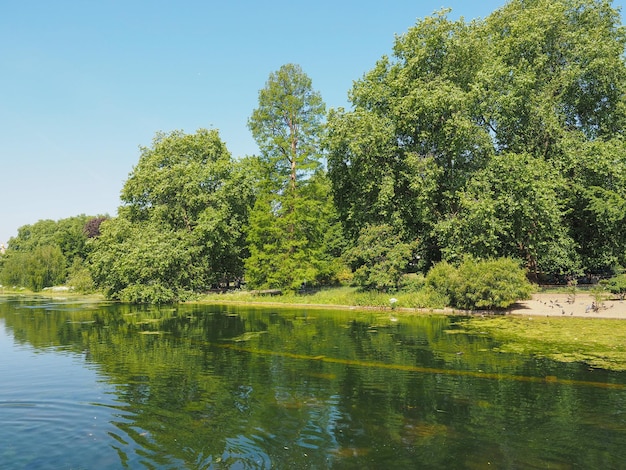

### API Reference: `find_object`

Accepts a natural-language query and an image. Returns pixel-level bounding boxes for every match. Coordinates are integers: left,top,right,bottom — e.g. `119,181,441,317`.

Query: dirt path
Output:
508,292,626,319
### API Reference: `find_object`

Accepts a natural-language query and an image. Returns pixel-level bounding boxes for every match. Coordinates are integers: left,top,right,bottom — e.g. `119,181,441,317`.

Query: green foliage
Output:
605,274,626,299
424,261,460,305
0,245,66,291
6,216,94,266
437,153,581,276
345,224,418,292
0,216,97,291
66,258,95,293
91,128,254,302
245,65,342,291
245,173,342,290
90,218,195,303
399,273,426,293
326,0,626,276
248,63,325,191
426,258,532,310
560,136,626,272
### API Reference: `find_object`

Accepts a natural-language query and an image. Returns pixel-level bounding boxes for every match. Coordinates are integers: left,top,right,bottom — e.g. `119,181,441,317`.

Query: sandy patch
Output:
508,292,626,319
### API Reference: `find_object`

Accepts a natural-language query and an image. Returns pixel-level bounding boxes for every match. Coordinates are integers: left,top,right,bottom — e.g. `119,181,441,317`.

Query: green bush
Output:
426,258,532,310
605,274,626,300
345,224,418,292
424,261,459,306
117,283,184,304
400,273,426,293
66,259,95,293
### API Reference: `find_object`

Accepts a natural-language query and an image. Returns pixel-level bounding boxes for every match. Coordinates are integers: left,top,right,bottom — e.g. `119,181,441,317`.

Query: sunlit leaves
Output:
327,0,626,276
245,65,339,290
91,129,254,302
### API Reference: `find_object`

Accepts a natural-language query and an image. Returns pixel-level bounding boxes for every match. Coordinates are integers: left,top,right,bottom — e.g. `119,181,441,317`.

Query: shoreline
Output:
507,292,626,319
198,292,626,319
4,291,626,319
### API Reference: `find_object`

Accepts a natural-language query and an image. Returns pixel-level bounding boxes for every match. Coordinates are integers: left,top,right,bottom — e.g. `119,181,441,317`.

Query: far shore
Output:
2,290,625,319
197,292,626,319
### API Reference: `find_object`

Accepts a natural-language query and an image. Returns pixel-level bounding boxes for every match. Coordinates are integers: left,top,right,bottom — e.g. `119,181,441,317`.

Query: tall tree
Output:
248,63,325,195
245,64,340,290
90,129,255,302
326,0,626,276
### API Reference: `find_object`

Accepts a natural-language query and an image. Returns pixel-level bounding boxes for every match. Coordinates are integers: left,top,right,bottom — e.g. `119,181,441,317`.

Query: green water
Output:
1,296,625,469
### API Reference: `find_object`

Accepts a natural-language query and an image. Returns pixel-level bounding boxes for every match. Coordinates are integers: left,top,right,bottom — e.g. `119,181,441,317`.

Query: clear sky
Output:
1,1,623,245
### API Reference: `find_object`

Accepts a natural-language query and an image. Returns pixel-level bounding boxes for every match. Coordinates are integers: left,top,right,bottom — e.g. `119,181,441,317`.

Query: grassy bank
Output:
196,285,449,310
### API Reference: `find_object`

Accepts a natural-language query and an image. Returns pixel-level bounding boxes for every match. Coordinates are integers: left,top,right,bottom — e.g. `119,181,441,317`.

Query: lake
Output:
1,296,626,469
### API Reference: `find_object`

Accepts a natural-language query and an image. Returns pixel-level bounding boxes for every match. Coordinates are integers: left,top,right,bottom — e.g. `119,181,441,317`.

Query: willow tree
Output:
245,64,340,290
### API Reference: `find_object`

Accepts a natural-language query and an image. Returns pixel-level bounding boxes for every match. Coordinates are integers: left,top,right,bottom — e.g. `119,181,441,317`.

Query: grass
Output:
196,285,449,311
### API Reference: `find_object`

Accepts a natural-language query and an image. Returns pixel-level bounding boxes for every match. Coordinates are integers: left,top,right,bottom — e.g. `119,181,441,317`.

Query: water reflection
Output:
1,296,626,469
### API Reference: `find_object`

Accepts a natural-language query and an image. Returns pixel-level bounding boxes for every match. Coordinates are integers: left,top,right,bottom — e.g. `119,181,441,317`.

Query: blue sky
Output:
1,1,624,245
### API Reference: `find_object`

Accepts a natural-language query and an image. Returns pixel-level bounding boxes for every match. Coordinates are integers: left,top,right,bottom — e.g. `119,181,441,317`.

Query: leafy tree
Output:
344,224,418,292
437,153,580,277
245,172,341,290
326,0,626,277
248,63,325,194
90,129,254,302
0,215,97,290
560,135,626,272
90,218,196,302
0,244,66,291
245,65,341,290
84,216,108,238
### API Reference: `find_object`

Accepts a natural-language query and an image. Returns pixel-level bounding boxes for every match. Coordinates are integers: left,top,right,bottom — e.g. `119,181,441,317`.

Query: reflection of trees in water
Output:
1,298,626,468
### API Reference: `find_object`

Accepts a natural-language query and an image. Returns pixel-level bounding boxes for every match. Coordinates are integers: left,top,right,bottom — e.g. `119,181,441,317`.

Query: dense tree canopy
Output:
90,129,255,302
326,0,626,276
0,215,99,291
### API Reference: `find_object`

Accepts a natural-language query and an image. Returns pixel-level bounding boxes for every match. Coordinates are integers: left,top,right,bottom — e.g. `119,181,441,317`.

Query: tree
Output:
437,153,580,278
248,63,325,194
90,129,254,302
245,65,341,290
560,135,626,272
344,224,418,292
326,0,626,277
84,216,108,238
0,215,97,290
89,218,196,302
0,244,66,291
326,11,492,267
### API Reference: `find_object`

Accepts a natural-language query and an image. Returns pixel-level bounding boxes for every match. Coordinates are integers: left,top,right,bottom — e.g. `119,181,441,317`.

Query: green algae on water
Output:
459,316,626,371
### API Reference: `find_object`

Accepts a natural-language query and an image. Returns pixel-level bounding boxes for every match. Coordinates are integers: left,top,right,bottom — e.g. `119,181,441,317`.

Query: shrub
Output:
345,225,418,292
426,258,532,310
400,273,426,293
424,261,459,305
66,259,95,293
605,274,626,300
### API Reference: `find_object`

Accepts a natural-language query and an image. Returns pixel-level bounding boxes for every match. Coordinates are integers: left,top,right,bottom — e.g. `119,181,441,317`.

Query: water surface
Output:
1,296,625,469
